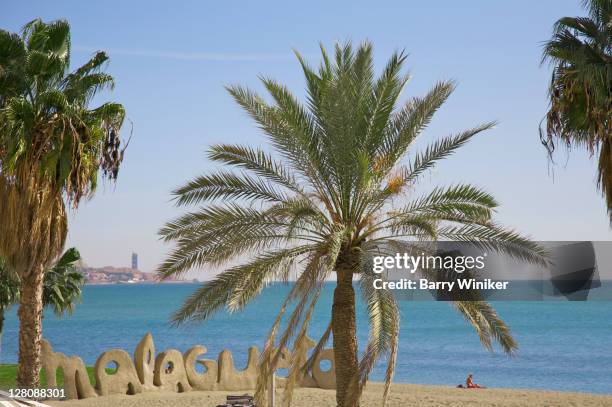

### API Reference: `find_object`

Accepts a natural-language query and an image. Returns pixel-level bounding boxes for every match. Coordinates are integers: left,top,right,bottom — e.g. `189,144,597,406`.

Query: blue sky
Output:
3,1,611,275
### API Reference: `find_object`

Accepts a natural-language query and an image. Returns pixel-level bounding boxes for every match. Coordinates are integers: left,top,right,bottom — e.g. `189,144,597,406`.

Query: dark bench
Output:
216,394,256,407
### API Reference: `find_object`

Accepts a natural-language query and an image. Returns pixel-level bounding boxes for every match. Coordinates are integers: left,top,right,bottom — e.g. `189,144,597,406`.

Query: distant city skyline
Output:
3,1,611,277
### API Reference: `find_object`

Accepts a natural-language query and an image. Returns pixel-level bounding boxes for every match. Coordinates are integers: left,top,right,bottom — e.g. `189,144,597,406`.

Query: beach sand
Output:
46,382,612,407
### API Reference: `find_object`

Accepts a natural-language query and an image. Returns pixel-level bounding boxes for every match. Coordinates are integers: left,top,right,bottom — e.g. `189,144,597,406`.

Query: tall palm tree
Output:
541,0,612,219
158,42,547,407
0,20,126,387
0,248,85,362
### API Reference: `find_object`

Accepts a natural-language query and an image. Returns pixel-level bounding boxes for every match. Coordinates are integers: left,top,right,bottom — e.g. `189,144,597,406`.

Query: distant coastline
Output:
78,265,189,284
84,280,194,285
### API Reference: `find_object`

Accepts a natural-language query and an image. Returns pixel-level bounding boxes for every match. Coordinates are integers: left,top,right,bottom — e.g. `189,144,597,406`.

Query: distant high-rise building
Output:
131,252,138,270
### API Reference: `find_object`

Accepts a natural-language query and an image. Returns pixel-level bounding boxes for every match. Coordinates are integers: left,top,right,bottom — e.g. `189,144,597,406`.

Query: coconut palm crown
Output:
0,19,126,387
541,0,612,219
158,42,547,407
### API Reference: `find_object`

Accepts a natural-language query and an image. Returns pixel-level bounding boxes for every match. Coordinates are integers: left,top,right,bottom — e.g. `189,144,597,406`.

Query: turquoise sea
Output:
2,283,611,394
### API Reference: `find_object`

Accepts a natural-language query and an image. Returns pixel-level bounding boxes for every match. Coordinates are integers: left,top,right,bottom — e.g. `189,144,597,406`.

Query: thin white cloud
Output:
73,45,303,62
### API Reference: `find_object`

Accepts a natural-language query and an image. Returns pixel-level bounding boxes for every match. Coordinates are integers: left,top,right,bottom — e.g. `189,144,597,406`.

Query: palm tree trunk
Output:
16,268,45,388
332,266,359,407
0,307,4,364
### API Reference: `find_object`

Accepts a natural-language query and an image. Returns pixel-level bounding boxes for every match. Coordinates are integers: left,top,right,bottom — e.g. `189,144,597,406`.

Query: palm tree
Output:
0,248,85,362
158,42,547,407
0,258,20,363
42,248,86,317
0,20,126,387
541,0,612,219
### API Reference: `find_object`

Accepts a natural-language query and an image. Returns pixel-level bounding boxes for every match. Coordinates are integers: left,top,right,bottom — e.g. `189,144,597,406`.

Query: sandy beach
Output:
46,382,612,407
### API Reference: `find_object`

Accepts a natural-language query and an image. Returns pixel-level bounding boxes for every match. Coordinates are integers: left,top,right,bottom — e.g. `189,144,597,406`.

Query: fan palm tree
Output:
158,42,547,407
42,247,86,317
0,19,126,387
0,258,20,363
541,0,612,219
0,248,85,362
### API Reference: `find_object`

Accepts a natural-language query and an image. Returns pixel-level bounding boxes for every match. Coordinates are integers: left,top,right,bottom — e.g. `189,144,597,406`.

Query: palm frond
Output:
255,251,326,406
225,85,322,182
453,301,517,354
376,81,455,172
402,122,496,185
170,246,312,325
385,184,499,228
437,223,549,267
364,51,410,156
207,144,305,195
157,207,290,279
172,171,288,205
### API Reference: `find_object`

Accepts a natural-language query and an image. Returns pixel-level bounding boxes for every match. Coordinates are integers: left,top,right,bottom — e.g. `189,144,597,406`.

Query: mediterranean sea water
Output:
2,283,611,394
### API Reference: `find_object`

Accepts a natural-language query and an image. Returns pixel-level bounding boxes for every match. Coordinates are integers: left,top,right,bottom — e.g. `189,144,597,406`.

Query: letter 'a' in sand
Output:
154,349,192,392
94,349,143,396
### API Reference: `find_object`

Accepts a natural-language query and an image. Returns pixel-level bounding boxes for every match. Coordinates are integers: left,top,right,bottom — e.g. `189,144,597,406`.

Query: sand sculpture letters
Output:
40,333,336,399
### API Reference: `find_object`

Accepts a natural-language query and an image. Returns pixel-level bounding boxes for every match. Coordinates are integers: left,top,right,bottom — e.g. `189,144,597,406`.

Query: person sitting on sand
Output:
466,374,484,389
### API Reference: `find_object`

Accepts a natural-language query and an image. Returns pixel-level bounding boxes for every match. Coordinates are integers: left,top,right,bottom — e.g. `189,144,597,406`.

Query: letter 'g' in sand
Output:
184,345,218,390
